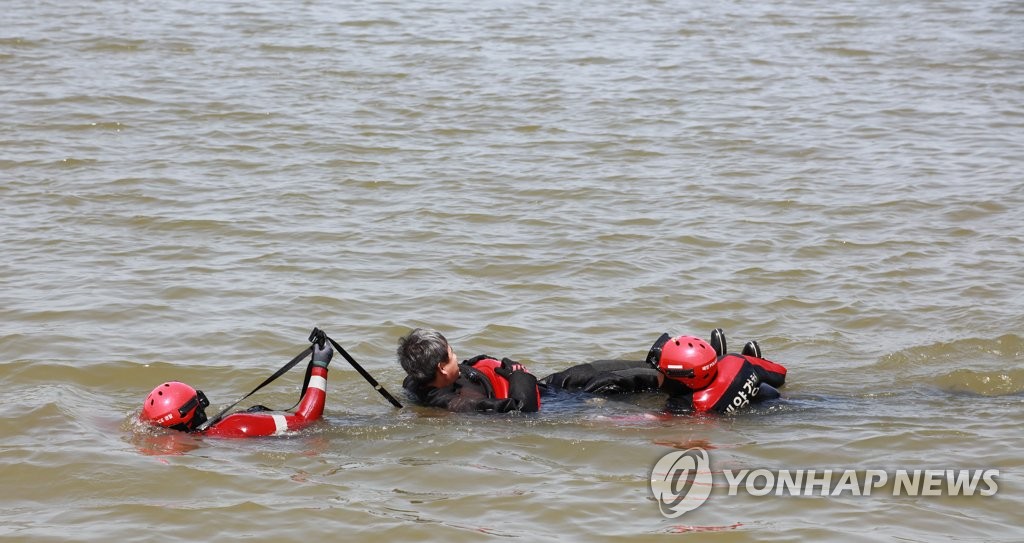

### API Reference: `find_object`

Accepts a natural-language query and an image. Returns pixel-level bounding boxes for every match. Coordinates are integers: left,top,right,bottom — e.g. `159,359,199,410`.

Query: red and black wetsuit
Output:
540,354,787,414
667,354,787,414
202,364,329,437
403,356,540,413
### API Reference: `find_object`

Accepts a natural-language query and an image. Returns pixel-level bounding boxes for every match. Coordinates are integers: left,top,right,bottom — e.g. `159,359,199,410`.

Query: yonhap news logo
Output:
650,448,714,518
650,447,1000,518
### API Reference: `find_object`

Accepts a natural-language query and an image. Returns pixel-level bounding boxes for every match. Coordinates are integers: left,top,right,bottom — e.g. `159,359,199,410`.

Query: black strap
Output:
195,328,403,432
326,336,403,408
194,344,313,432
249,327,325,414
313,327,401,408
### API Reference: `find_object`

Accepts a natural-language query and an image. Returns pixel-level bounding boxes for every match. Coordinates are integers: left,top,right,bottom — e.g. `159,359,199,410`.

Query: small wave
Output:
80,39,147,52
877,334,1023,396
877,334,1021,370
931,369,1024,397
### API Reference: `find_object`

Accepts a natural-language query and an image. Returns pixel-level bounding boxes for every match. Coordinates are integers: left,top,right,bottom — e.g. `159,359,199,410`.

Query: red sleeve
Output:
203,365,328,438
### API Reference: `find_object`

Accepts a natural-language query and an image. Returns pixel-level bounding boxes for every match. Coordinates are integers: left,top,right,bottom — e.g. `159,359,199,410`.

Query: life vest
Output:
691,354,787,413
470,358,511,398
469,357,541,409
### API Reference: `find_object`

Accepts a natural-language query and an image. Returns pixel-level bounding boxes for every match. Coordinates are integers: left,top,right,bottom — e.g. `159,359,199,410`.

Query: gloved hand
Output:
312,339,333,369
497,357,526,374
494,358,539,413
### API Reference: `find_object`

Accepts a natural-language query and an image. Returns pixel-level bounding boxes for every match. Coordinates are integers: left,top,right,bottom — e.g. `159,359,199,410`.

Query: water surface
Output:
1,0,1022,541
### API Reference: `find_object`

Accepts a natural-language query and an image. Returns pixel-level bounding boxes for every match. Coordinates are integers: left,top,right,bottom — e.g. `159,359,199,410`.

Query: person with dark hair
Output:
397,328,540,413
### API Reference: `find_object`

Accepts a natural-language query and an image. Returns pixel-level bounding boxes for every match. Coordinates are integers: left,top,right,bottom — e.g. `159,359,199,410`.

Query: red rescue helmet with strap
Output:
141,381,210,432
651,335,719,389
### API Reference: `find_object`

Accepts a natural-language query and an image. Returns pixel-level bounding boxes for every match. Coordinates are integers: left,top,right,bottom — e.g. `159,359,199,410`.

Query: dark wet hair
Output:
397,328,450,385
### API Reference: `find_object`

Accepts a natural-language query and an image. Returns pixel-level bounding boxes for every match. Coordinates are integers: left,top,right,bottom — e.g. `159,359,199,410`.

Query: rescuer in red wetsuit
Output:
397,328,540,413
140,336,334,437
540,329,787,414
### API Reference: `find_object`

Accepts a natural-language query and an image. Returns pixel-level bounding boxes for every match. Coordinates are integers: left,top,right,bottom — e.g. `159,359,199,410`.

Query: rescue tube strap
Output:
196,327,402,432
195,342,314,432
325,336,403,408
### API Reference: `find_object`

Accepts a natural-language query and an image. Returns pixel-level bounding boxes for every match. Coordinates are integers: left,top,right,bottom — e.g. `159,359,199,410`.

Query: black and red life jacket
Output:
691,354,787,413
466,356,542,409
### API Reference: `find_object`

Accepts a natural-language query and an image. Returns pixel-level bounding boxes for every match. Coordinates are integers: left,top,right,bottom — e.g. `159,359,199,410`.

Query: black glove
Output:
494,358,539,413
498,357,526,373
312,340,333,369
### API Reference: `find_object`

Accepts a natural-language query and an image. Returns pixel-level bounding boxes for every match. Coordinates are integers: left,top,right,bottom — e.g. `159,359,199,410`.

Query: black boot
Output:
710,328,727,357
741,340,762,358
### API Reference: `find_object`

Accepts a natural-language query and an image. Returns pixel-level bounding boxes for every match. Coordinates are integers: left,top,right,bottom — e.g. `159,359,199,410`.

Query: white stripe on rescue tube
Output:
308,375,327,392
272,414,288,435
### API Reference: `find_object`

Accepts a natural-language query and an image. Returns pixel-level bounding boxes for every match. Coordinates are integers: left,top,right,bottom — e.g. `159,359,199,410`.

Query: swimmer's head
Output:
140,381,209,432
650,335,718,390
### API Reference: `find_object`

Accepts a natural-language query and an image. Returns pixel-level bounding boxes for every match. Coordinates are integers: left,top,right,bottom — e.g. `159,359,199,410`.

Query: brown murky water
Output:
2,0,1022,541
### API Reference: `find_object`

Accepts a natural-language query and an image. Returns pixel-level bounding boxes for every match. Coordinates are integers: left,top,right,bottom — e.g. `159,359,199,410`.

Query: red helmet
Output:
656,336,718,389
140,381,209,432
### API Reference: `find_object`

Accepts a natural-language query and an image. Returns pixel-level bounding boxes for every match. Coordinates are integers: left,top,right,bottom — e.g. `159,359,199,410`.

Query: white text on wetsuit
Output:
724,373,760,414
